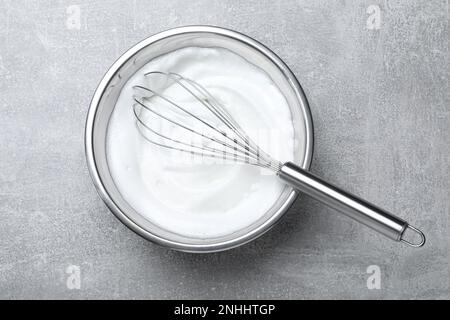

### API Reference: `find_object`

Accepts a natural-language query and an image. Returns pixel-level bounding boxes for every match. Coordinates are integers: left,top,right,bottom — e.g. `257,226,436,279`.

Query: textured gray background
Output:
0,0,448,299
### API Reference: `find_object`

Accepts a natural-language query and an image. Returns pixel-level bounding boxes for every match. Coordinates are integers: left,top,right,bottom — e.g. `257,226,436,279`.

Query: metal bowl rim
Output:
85,25,314,253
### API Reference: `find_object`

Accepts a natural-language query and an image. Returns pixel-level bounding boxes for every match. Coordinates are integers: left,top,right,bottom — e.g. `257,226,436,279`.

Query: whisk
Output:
132,71,425,247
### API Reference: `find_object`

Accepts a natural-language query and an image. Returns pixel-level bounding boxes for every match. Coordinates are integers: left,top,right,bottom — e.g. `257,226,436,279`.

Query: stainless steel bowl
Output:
85,26,314,252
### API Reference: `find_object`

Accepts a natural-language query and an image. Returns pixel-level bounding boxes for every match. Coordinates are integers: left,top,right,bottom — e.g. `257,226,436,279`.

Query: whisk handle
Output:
278,162,425,247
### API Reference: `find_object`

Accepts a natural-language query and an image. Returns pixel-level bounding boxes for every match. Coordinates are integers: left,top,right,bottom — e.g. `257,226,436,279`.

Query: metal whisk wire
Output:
132,71,281,171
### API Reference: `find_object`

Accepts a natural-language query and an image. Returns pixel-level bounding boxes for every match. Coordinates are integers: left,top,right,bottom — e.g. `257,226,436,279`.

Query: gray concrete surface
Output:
0,0,448,299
